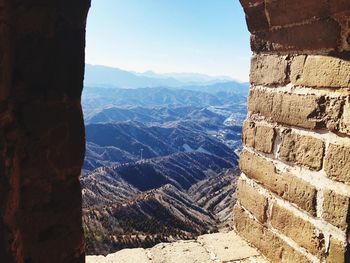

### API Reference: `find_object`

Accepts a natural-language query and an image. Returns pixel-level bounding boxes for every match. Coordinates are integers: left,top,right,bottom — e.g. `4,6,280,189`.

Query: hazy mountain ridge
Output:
84,64,249,89
81,66,248,255
84,120,239,172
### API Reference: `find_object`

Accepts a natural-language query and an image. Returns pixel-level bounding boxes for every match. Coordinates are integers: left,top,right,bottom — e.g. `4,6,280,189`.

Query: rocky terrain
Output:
86,231,267,263
81,66,248,255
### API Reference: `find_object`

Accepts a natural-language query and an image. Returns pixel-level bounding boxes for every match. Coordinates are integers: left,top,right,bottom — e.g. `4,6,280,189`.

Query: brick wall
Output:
236,1,350,262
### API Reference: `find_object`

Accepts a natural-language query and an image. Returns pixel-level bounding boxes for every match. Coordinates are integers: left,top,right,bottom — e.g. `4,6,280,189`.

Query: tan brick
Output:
242,121,255,148
243,121,275,153
270,204,325,257
255,124,275,153
291,55,350,89
240,151,317,215
325,144,350,184
234,205,311,263
326,238,349,263
237,178,267,222
322,190,350,231
278,130,325,171
250,54,288,86
248,89,344,132
248,89,320,129
339,100,350,135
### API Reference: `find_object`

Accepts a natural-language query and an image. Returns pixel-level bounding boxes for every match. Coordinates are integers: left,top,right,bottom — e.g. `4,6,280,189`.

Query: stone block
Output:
250,54,288,86
290,55,350,89
270,204,325,257
278,130,325,171
240,151,317,215
265,0,329,27
326,238,349,263
237,178,267,222
325,144,350,184
234,205,311,263
242,1,269,33
248,88,344,133
322,190,350,230
243,121,275,153
251,19,341,53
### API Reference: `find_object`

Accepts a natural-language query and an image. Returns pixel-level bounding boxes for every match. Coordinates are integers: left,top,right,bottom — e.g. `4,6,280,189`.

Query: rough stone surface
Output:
240,2,350,262
340,99,350,135
250,54,288,85
270,204,325,257
325,144,350,184
278,130,325,171
290,55,350,89
251,19,341,53
265,0,329,27
248,89,321,129
240,151,317,215
322,190,350,230
234,205,311,263
0,1,90,263
248,88,345,133
149,241,212,263
237,178,267,223
197,232,262,262
327,238,349,263
86,231,266,263
86,248,150,263
241,1,269,33
243,121,275,153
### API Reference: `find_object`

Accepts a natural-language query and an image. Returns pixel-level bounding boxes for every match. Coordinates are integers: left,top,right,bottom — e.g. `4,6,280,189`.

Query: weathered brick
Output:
248,89,344,132
270,204,325,257
278,130,325,171
242,2,269,33
243,121,275,153
234,205,311,263
327,238,349,263
265,0,329,27
242,121,255,148
322,190,350,230
339,99,350,135
237,178,267,223
290,55,350,89
250,54,288,85
240,151,317,215
255,124,275,153
251,19,341,53
325,144,350,184
248,89,319,129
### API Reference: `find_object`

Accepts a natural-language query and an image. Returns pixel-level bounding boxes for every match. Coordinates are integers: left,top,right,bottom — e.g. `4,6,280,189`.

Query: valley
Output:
81,65,248,255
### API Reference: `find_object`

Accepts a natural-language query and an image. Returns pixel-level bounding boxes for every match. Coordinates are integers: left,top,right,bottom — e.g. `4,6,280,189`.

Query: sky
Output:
85,0,251,82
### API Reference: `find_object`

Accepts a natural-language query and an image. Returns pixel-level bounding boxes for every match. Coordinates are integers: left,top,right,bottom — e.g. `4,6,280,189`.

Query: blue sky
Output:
85,0,251,81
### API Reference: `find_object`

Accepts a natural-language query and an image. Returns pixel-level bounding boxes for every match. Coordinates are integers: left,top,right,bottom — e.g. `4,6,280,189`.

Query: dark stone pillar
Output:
0,1,90,262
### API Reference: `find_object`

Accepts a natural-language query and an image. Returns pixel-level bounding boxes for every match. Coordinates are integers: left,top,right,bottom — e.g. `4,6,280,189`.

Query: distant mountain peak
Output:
84,64,247,89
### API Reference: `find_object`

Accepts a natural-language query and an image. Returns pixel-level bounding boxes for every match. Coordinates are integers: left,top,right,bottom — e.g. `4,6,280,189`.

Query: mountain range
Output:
81,65,248,255
84,64,249,89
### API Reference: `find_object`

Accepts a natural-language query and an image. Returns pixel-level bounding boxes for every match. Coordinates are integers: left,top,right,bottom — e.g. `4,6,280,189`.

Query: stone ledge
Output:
86,231,268,263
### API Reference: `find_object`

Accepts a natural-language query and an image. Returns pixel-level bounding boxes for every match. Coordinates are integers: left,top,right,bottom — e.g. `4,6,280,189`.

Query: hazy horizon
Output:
85,63,251,83
86,0,251,82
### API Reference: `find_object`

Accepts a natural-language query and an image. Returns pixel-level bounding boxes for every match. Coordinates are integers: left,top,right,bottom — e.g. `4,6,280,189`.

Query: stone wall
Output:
0,1,90,262
235,1,350,262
